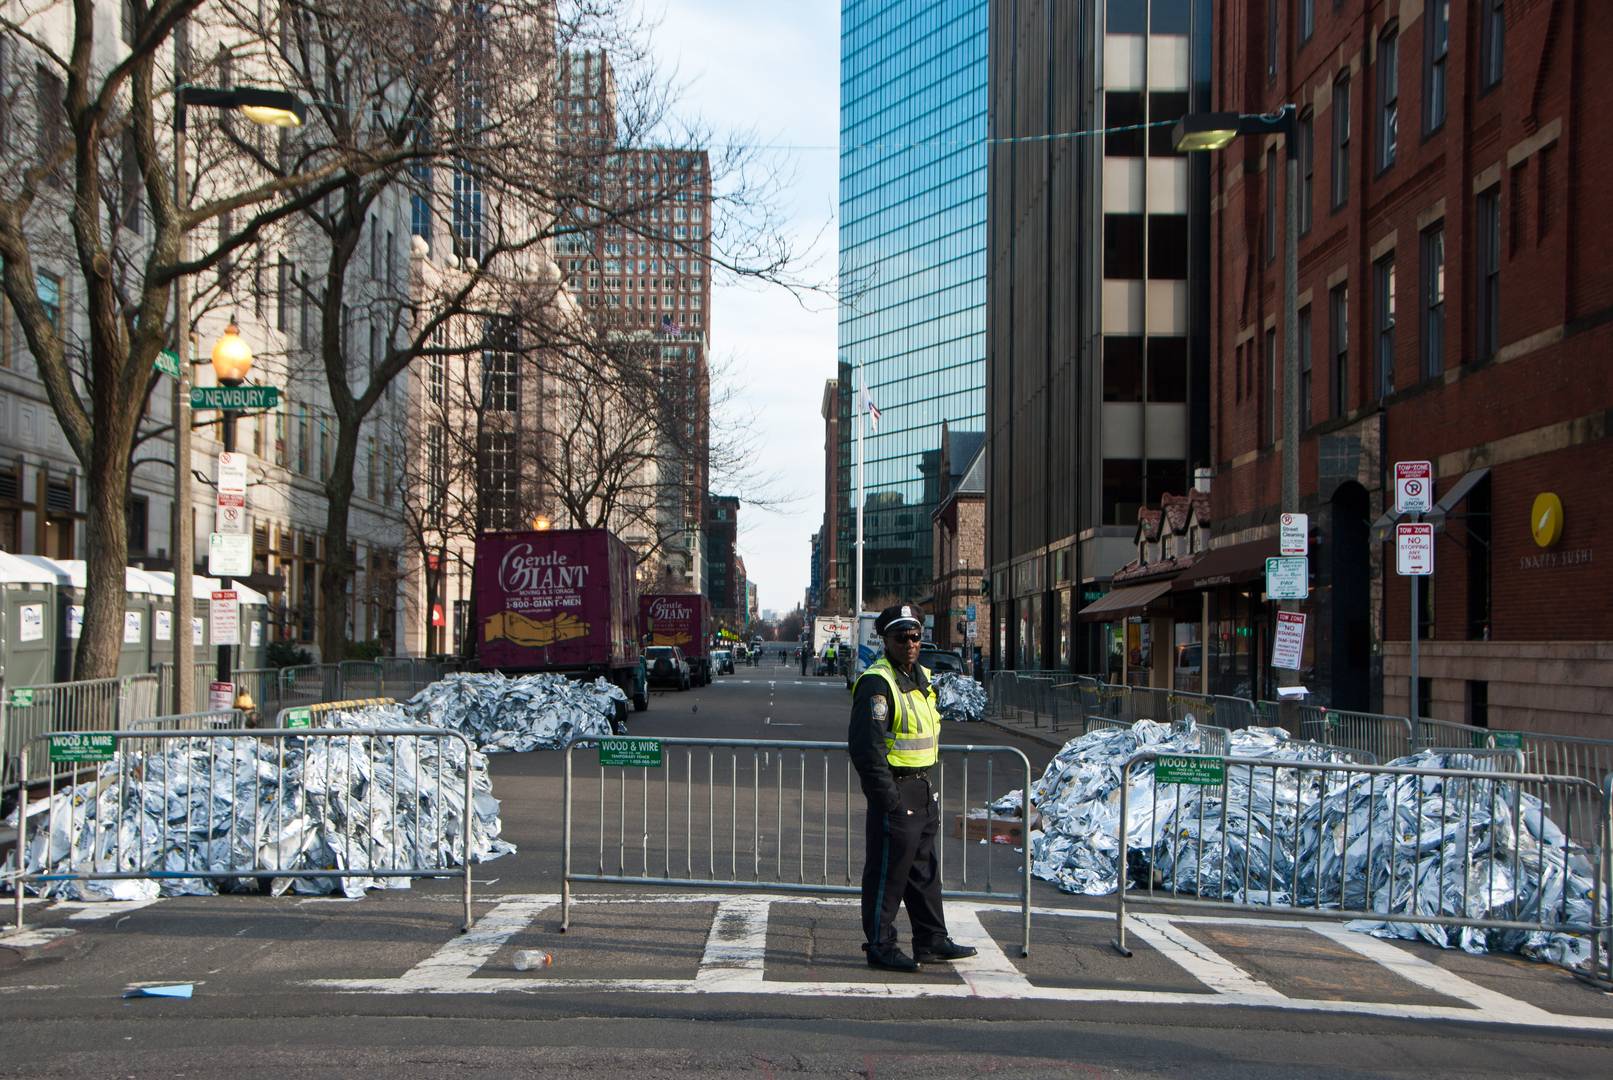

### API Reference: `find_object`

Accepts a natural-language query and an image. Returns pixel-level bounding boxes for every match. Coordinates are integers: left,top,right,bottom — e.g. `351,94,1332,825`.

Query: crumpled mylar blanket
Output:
5,703,512,902
1022,720,1608,971
932,672,987,723
406,672,619,753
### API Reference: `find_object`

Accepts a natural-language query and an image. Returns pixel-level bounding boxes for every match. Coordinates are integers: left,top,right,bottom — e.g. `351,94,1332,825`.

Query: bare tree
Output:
0,1,431,677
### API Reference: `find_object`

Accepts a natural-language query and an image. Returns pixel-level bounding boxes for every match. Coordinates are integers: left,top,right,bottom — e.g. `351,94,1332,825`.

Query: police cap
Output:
874,603,924,637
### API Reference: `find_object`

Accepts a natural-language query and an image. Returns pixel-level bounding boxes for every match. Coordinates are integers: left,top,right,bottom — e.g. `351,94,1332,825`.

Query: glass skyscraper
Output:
837,0,988,607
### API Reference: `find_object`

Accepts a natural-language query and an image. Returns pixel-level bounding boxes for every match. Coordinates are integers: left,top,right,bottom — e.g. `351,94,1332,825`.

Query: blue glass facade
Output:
838,0,987,605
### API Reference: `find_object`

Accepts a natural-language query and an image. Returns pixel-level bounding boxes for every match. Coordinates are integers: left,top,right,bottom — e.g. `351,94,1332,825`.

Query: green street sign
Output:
283,707,313,730
1490,731,1523,750
155,349,182,378
191,385,280,410
9,688,35,707
49,733,115,763
599,737,663,768
1155,754,1225,786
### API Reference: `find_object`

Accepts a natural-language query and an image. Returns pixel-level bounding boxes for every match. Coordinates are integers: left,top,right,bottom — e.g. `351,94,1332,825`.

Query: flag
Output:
863,387,881,432
659,315,683,338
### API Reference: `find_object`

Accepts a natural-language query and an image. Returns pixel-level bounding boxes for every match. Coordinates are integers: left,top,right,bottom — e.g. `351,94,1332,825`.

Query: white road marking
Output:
1127,913,1285,999
299,892,1613,1030
1307,922,1558,1020
54,899,160,922
0,927,75,949
694,895,770,991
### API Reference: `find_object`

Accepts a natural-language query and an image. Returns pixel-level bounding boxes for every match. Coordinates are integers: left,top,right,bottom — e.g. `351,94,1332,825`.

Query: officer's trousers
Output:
861,772,947,949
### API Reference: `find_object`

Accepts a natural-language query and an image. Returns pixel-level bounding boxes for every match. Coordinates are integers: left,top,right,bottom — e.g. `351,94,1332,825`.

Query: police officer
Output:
824,639,837,678
847,602,978,971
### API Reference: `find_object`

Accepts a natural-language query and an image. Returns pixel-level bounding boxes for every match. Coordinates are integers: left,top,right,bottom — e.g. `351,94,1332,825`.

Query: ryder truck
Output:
472,527,649,723
640,592,714,686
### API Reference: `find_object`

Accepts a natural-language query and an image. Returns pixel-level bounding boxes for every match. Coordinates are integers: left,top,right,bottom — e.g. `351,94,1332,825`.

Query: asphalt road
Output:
3,667,1612,1079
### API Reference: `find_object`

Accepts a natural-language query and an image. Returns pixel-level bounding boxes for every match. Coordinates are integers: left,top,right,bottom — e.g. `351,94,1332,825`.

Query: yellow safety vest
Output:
854,657,940,768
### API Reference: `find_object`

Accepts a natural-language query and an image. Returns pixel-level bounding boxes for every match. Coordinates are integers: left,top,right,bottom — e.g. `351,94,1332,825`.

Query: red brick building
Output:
1208,0,1613,735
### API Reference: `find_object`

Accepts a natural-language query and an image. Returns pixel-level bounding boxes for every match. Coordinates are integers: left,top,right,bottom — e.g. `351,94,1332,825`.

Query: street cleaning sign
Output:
1154,755,1225,786
49,732,115,763
598,737,663,768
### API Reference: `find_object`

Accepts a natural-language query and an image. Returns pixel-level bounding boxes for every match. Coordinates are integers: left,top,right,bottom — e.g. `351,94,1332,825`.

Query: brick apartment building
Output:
1210,0,1612,735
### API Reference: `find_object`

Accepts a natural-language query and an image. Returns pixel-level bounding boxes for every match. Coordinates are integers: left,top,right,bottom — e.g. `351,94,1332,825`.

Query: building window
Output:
1377,27,1398,172
1373,256,1395,399
1297,306,1313,430
1479,0,1504,92
1262,327,1277,447
1466,474,1492,640
1101,459,1142,527
1103,215,1145,279
478,431,519,530
1298,109,1314,235
296,407,309,474
1476,188,1501,361
1298,0,1313,43
1329,283,1348,418
1416,677,1433,720
1467,681,1489,729
36,271,61,329
1103,337,1144,402
1147,337,1188,403
1331,73,1350,209
1264,148,1277,266
1420,226,1444,380
127,495,149,557
481,316,519,412
367,436,377,500
1424,0,1449,133
1266,0,1278,81
1147,215,1188,279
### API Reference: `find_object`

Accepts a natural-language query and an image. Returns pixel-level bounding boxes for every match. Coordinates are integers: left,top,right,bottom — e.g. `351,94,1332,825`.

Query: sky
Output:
644,1,840,616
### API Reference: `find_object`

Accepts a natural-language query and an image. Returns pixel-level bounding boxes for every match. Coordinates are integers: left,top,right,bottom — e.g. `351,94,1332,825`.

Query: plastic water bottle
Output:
512,950,553,971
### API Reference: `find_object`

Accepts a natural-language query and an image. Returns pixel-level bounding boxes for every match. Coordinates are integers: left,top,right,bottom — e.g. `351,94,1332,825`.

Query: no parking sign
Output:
1395,461,1432,514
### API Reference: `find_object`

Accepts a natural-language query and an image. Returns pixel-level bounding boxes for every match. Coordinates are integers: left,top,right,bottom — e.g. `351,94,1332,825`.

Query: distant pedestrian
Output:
847,602,977,972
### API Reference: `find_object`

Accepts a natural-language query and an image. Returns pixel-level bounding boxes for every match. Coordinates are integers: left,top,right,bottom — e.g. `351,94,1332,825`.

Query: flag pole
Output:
855,364,865,623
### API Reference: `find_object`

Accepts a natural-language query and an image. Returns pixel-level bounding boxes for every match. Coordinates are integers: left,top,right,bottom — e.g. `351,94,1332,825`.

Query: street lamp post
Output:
1174,108,1300,514
170,84,305,713
210,322,254,686
1175,109,1301,706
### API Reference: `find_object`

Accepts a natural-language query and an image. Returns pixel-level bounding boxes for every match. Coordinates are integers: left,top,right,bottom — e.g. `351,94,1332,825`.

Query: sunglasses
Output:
888,633,922,644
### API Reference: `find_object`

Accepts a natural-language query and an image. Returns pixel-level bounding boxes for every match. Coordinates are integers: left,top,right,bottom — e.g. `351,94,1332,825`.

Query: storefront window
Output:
1029,593,1044,669
1174,620,1202,692
1208,591,1256,699
1016,601,1030,669
1126,618,1151,687
1057,590,1072,669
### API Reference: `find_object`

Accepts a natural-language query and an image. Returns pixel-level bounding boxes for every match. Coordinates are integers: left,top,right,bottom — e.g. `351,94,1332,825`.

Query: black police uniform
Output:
848,658,947,955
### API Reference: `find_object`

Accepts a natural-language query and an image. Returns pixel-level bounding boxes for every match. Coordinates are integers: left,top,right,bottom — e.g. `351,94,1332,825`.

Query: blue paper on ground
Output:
123,984,192,999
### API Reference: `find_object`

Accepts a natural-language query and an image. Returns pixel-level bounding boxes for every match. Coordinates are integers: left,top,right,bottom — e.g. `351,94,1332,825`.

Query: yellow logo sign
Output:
1530,493,1563,549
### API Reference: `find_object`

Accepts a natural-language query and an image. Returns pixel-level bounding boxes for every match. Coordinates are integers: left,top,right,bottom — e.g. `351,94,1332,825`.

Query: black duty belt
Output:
890,766,930,778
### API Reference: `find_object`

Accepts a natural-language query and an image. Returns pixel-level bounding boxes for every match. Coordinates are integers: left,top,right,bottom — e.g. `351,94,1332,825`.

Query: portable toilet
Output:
0,551,60,689
15,555,77,682
29,560,160,679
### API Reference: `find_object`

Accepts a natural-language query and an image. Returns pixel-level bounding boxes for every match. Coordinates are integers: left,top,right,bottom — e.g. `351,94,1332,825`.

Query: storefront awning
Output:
1077,579,1175,621
1171,537,1278,591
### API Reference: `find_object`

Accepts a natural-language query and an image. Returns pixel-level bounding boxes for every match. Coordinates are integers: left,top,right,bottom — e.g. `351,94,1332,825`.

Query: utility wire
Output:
706,118,1180,155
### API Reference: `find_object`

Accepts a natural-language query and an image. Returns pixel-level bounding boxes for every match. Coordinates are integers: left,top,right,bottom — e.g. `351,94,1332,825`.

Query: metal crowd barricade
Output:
1305,708,1416,763
1415,715,1492,751
274,698,397,726
2,674,160,790
339,660,384,699
1111,749,1609,985
561,737,1035,956
10,725,475,932
278,663,342,711
152,661,217,712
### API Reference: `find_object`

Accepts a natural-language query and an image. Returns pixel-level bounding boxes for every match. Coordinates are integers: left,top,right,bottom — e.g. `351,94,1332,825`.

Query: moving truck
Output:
640,593,713,686
472,527,648,723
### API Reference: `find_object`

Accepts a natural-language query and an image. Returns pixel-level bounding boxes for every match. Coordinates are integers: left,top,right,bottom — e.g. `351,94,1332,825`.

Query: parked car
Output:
644,645,692,691
712,649,735,675
918,647,966,676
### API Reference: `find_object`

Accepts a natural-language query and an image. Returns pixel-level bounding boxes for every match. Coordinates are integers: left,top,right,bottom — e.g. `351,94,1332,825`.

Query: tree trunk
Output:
75,430,133,680
317,425,361,662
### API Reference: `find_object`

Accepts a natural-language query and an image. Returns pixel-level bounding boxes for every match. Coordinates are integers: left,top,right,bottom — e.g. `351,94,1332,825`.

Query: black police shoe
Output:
913,939,978,963
865,944,920,972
